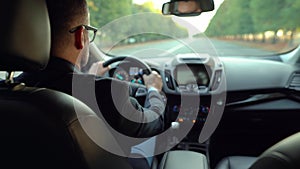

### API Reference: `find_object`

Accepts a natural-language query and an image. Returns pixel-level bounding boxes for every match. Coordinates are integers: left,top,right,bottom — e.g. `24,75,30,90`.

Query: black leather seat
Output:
215,132,300,169
0,0,131,169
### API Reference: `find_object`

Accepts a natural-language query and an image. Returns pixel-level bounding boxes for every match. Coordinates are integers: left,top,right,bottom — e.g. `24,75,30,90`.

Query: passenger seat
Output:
215,132,300,169
215,156,256,169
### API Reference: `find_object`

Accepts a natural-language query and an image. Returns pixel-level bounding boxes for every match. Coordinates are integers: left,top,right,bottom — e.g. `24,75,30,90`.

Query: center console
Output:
163,53,224,94
174,63,211,92
159,150,208,169
157,53,226,160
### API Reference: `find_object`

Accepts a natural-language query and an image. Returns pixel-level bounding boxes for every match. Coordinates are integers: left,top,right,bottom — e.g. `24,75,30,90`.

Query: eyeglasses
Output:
69,24,98,43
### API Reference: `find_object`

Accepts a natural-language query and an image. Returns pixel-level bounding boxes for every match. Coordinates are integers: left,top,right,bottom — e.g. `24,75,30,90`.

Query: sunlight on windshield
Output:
88,0,300,57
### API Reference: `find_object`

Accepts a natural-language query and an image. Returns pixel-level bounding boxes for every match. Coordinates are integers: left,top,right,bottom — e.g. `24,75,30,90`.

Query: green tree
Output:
281,0,300,44
231,0,254,35
250,0,285,43
205,0,231,36
88,0,132,28
205,0,254,38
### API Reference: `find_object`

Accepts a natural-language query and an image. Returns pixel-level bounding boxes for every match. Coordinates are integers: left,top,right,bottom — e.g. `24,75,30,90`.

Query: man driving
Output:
16,0,165,141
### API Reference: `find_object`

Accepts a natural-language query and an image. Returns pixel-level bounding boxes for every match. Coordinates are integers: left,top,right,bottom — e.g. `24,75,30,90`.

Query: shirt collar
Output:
47,56,81,74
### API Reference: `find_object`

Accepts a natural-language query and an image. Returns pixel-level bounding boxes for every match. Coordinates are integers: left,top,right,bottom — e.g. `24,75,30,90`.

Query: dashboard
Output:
109,53,226,94
107,52,300,144
105,50,300,166
107,53,227,143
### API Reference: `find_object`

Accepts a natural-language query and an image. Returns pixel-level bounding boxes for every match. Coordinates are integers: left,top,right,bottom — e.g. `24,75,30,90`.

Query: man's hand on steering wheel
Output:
101,56,162,97
88,61,110,76
143,71,163,92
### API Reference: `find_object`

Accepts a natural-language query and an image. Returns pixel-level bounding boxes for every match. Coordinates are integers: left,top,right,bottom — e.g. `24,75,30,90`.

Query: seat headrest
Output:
0,0,50,71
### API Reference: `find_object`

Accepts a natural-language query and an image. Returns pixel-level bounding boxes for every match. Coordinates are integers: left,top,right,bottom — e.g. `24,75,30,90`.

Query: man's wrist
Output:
147,86,158,93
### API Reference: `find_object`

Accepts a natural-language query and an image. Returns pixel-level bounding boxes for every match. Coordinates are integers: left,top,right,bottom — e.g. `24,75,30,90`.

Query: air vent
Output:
180,58,206,62
164,70,175,90
289,73,300,91
211,70,222,91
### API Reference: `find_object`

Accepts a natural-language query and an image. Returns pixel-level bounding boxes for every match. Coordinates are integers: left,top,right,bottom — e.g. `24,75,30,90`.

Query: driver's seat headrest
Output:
0,0,50,71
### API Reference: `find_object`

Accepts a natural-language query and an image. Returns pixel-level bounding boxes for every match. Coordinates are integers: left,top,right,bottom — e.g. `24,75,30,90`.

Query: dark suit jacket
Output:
16,57,165,138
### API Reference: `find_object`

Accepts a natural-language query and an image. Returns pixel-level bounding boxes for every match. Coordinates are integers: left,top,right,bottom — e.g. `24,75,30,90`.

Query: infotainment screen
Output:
175,64,210,86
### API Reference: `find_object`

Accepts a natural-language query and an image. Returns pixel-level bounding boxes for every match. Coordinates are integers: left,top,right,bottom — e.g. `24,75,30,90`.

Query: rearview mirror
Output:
162,0,214,16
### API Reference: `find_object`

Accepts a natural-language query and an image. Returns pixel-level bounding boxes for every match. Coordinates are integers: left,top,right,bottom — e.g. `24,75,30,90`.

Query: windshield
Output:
88,0,300,57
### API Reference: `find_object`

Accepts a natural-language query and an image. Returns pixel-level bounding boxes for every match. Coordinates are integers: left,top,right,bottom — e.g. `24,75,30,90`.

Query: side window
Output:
0,72,5,80
0,71,22,80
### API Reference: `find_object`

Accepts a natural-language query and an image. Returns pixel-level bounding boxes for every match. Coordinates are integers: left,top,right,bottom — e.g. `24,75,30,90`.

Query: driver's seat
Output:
0,0,131,169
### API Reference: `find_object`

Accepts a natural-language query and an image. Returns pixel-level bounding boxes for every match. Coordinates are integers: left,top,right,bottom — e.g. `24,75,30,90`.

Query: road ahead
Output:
108,38,274,58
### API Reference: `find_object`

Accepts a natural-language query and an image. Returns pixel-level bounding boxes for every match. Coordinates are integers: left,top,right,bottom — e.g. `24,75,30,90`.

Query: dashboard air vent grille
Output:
211,70,222,91
289,73,300,91
164,70,175,90
180,58,206,62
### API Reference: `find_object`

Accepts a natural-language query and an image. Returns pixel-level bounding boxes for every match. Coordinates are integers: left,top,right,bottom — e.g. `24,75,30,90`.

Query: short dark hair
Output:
46,0,88,47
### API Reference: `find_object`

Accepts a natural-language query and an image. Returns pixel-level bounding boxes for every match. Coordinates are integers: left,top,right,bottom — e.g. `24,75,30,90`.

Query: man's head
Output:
177,0,202,13
46,0,91,69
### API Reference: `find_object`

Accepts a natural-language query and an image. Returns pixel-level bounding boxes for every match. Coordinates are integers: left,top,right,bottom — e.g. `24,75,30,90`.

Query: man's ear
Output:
74,27,84,49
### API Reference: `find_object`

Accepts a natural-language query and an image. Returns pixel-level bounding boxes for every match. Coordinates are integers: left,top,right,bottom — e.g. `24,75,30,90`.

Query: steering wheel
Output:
102,56,152,97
